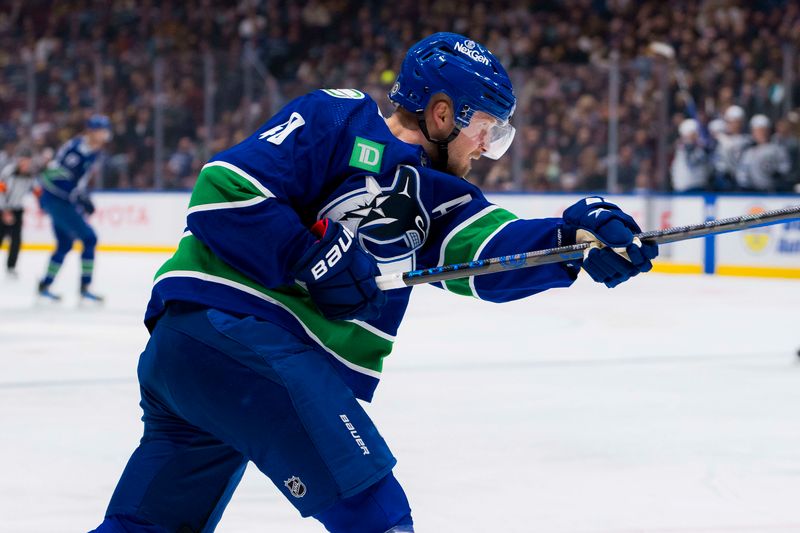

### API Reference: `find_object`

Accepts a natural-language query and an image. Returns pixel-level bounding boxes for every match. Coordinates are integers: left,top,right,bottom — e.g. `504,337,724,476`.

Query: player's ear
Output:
427,95,454,136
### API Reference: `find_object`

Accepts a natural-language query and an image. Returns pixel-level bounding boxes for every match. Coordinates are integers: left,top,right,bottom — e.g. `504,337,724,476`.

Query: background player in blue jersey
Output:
37,114,110,301
91,34,657,533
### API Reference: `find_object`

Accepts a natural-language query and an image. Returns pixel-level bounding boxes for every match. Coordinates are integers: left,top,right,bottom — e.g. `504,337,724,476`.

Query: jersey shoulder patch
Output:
319,88,366,99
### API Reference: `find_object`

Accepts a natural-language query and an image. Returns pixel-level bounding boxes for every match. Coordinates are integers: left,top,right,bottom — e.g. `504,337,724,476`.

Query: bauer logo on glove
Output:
292,219,387,321
309,221,354,280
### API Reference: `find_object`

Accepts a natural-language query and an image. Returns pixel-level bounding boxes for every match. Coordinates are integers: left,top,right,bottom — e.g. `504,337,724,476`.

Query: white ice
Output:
1,250,799,533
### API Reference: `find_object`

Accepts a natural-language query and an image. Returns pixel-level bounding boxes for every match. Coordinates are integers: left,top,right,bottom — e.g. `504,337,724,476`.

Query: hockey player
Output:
671,118,711,192
736,114,791,192
37,114,110,301
91,33,657,533
713,105,750,189
0,147,36,277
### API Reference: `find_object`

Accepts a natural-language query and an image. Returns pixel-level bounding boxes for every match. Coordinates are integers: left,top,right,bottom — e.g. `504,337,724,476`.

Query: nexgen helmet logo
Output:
454,41,490,65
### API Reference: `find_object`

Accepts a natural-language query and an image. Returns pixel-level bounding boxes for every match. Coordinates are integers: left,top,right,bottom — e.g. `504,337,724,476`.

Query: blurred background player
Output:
713,105,750,190
0,146,36,277
90,33,656,533
37,114,110,301
770,115,800,191
670,118,711,193
736,114,791,193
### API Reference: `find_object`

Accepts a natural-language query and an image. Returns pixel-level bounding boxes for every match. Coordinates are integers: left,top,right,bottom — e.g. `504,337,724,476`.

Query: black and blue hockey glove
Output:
74,191,96,215
561,196,658,288
292,219,387,321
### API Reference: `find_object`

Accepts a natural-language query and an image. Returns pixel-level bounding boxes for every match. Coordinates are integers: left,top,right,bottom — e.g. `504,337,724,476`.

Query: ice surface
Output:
1,250,799,532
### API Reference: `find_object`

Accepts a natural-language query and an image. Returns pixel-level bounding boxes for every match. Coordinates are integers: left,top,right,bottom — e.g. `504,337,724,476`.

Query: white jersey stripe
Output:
187,196,267,216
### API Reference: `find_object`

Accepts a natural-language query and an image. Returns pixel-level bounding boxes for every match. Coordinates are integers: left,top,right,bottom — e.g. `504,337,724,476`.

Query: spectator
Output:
166,137,197,189
1,1,799,193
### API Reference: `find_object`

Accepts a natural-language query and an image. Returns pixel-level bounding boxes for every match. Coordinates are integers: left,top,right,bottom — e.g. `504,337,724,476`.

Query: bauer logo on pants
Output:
284,476,306,498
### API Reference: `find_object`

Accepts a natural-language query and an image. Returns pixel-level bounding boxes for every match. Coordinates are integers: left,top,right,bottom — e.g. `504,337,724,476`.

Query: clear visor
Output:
460,112,516,160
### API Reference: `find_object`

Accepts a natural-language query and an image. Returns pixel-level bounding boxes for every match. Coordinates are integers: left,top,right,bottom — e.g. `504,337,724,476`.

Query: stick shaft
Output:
375,204,800,290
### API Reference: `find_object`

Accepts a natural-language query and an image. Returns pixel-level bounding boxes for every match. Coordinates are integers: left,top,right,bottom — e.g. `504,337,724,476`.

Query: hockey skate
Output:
37,281,62,301
80,284,105,304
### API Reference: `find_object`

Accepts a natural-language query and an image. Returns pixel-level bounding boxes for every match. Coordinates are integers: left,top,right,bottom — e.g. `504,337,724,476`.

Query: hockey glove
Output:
74,191,96,215
561,196,658,288
292,219,387,321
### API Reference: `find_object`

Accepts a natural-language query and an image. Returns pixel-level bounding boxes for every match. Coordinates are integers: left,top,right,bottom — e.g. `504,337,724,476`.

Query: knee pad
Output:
313,472,413,533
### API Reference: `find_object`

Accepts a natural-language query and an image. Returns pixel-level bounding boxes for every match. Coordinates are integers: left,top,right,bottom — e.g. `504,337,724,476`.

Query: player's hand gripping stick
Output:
560,196,659,288
293,219,387,321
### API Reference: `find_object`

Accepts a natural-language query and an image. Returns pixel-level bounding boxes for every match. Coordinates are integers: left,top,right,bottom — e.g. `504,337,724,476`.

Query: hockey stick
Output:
375,204,800,290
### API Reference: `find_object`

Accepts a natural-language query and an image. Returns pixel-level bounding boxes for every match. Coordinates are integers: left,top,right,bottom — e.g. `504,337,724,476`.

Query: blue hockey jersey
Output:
146,89,577,401
40,136,102,200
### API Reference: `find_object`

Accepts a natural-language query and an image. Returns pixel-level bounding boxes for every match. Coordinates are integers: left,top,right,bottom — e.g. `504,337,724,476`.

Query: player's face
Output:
446,130,483,177
87,128,111,146
448,112,514,177
752,127,769,143
17,157,32,173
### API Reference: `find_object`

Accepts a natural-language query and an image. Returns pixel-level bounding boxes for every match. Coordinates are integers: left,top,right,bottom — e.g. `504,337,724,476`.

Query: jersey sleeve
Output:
185,161,318,288
185,91,384,289
418,170,577,302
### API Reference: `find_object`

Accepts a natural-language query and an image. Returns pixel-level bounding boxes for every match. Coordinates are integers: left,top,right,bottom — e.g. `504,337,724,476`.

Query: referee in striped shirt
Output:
0,147,36,277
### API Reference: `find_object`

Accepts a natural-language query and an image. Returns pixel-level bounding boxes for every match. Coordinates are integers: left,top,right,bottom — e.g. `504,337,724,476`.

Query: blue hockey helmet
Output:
86,114,111,130
389,32,516,160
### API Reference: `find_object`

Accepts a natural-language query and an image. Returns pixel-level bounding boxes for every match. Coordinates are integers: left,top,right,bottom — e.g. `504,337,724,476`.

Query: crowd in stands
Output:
1,0,800,193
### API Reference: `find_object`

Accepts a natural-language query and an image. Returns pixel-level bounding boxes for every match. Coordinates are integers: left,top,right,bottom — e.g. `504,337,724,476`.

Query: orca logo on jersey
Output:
284,476,307,498
339,166,429,270
318,165,429,272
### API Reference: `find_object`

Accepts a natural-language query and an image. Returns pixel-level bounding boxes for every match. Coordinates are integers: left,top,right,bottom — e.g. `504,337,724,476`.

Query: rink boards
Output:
7,192,800,279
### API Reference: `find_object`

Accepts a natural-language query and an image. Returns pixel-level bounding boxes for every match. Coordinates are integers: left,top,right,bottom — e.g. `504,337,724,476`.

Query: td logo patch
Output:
349,136,384,172
284,476,306,498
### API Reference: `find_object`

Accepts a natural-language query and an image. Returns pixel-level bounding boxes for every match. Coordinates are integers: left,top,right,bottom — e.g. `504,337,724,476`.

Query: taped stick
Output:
375,204,800,290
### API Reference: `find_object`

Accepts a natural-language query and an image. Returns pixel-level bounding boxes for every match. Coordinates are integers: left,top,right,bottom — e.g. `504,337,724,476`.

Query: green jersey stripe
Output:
154,235,393,376
468,219,516,297
440,207,518,296
154,270,385,379
437,206,500,267
202,161,275,198
349,319,396,342
188,162,275,210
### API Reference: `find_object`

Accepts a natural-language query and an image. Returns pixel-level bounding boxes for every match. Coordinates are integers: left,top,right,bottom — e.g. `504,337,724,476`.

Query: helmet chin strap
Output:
416,112,460,172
